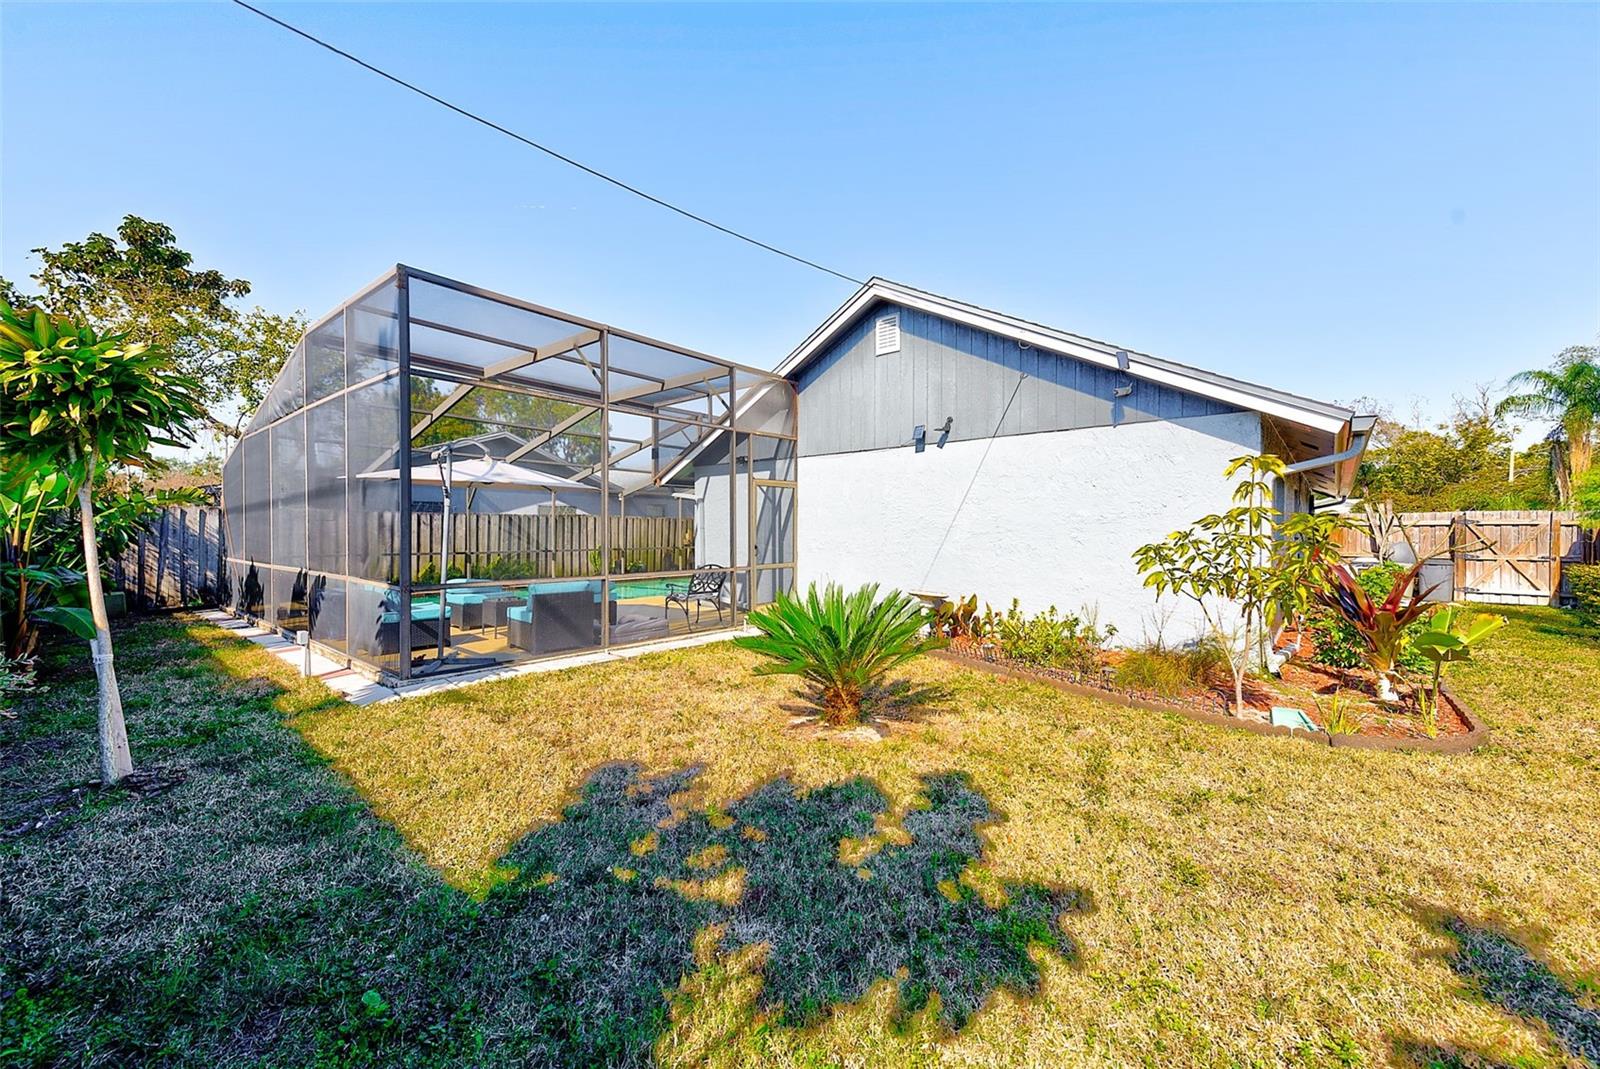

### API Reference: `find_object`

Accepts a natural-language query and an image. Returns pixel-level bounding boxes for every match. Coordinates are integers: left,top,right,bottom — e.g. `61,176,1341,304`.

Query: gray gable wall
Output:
793,302,1243,457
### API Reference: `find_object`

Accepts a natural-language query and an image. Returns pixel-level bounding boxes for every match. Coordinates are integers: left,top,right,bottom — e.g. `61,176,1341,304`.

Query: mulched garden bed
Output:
938,636,1486,754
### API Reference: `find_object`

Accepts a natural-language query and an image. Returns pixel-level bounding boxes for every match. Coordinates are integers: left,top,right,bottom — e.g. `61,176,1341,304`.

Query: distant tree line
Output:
1352,345,1599,516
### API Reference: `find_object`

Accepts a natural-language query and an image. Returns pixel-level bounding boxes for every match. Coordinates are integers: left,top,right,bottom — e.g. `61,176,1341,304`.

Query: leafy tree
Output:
1133,455,1344,715
409,376,603,465
0,300,203,783
1495,346,1600,502
1574,466,1600,527
0,215,304,439
1355,389,1558,511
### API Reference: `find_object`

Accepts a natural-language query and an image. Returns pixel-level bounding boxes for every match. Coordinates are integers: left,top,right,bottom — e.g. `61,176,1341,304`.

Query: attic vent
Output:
874,313,901,356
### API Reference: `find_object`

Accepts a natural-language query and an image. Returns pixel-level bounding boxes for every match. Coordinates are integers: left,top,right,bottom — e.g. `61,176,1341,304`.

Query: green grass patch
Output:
3,607,1598,1066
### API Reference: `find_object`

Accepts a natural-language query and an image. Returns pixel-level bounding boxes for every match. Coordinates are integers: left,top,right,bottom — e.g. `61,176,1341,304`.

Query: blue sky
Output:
3,2,1597,442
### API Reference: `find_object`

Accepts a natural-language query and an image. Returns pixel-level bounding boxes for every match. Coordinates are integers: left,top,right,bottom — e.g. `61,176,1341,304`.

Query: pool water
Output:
609,578,685,601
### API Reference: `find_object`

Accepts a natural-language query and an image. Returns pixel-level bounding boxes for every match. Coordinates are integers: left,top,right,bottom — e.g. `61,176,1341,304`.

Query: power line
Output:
228,0,865,286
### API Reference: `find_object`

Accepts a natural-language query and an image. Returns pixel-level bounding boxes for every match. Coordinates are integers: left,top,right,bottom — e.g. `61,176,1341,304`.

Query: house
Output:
775,278,1375,642
219,265,1368,683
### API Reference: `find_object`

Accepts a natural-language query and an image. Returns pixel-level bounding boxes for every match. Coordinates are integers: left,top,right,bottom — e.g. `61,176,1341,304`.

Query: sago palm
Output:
735,582,945,725
1495,346,1600,501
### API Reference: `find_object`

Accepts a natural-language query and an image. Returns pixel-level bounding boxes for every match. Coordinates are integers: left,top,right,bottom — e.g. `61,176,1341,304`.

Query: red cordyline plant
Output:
1311,554,1439,702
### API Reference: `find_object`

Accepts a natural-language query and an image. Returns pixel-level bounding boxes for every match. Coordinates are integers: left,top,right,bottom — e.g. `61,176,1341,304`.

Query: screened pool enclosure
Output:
220,266,797,681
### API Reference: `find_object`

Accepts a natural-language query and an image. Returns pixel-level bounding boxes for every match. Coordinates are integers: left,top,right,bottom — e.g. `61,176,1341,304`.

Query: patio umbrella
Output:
358,457,589,492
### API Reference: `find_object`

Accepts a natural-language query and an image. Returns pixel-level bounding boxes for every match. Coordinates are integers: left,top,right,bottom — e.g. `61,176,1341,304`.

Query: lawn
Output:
2,607,1597,1068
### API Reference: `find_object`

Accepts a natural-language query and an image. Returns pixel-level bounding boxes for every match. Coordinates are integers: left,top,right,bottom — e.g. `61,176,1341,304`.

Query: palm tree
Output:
1495,346,1600,502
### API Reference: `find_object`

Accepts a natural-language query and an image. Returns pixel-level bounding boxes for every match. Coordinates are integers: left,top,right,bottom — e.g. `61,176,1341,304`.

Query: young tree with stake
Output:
1133,455,1344,716
0,300,202,783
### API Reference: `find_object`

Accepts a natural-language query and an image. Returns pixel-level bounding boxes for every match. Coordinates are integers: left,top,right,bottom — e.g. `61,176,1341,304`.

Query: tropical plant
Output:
1495,346,1600,502
1134,454,1338,715
734,582,944,725
1305,561,1433,674
1411,605,1507,722
1,465,93,661
0,299,203,783
1311,556,1439,702
932,594,981,639
982,599,1110,675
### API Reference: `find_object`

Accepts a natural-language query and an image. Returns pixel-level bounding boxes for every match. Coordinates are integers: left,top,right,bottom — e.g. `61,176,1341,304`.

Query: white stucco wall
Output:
795,411,1262,645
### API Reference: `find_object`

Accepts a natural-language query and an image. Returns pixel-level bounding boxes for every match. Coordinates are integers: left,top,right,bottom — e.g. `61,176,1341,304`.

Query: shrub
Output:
734,583,945,725
1115,637,1228,698
1307,561,1433,673
982,600,1112,675
932,594,981,639
1569,563,1600,624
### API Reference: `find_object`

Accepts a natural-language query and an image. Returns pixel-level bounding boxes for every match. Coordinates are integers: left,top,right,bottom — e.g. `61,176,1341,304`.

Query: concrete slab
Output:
196,609,750,707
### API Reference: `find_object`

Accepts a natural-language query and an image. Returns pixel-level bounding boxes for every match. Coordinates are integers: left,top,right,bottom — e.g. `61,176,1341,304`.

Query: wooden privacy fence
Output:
1333,510,1597,606
113,505,227,611
111,507,695,612
409,512,695,580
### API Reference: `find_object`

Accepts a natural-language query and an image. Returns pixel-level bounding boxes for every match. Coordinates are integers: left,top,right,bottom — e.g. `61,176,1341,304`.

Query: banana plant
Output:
1311,556,1441,702
1411,605,1508,712
1,466,79,660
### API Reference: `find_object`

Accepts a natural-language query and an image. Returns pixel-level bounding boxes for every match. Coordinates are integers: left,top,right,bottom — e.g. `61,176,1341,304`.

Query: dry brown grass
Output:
289,605,1600,1067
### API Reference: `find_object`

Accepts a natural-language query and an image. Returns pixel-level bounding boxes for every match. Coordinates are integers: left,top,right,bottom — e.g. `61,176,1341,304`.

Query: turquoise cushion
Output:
444,590,489,606
507,605,532,625
378,601,452,626
528,581,607,604
528,581,594,595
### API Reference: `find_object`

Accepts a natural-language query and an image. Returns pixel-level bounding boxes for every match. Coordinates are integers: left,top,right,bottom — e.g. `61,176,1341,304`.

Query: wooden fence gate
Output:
1334,510,1595,606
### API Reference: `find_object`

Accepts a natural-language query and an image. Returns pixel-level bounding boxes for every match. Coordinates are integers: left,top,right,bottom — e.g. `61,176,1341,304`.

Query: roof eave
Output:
778,279,1354,436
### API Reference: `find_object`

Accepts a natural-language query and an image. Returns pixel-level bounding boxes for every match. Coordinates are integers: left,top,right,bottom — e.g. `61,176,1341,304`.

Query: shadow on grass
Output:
780,678,955,725
3,618,1087,1067
490,763,1086,1042
1398,908,1600,1068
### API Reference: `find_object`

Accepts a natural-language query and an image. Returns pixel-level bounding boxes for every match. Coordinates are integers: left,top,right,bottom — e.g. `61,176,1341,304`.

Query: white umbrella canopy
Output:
357,457,590,491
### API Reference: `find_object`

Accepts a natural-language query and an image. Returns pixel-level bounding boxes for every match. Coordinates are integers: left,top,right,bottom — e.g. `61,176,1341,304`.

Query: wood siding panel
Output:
796,301,1245,458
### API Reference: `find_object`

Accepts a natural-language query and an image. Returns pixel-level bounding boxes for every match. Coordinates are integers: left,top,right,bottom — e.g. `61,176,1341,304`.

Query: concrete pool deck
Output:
199,609,752,705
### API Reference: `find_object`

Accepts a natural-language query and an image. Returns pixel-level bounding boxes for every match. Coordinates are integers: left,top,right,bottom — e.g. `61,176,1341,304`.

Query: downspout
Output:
1282,414,1378,496
1263,415,1377,661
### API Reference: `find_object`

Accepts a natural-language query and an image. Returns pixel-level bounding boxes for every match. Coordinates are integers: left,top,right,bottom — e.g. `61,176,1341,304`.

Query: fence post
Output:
196,509,209,603
1550,512,1563,607
1451,513,1466,600
136,530,148,609
178,509,190,606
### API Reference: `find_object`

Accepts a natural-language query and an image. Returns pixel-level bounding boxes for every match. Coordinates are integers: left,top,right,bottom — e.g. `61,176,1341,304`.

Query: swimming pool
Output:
609,578,685,601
